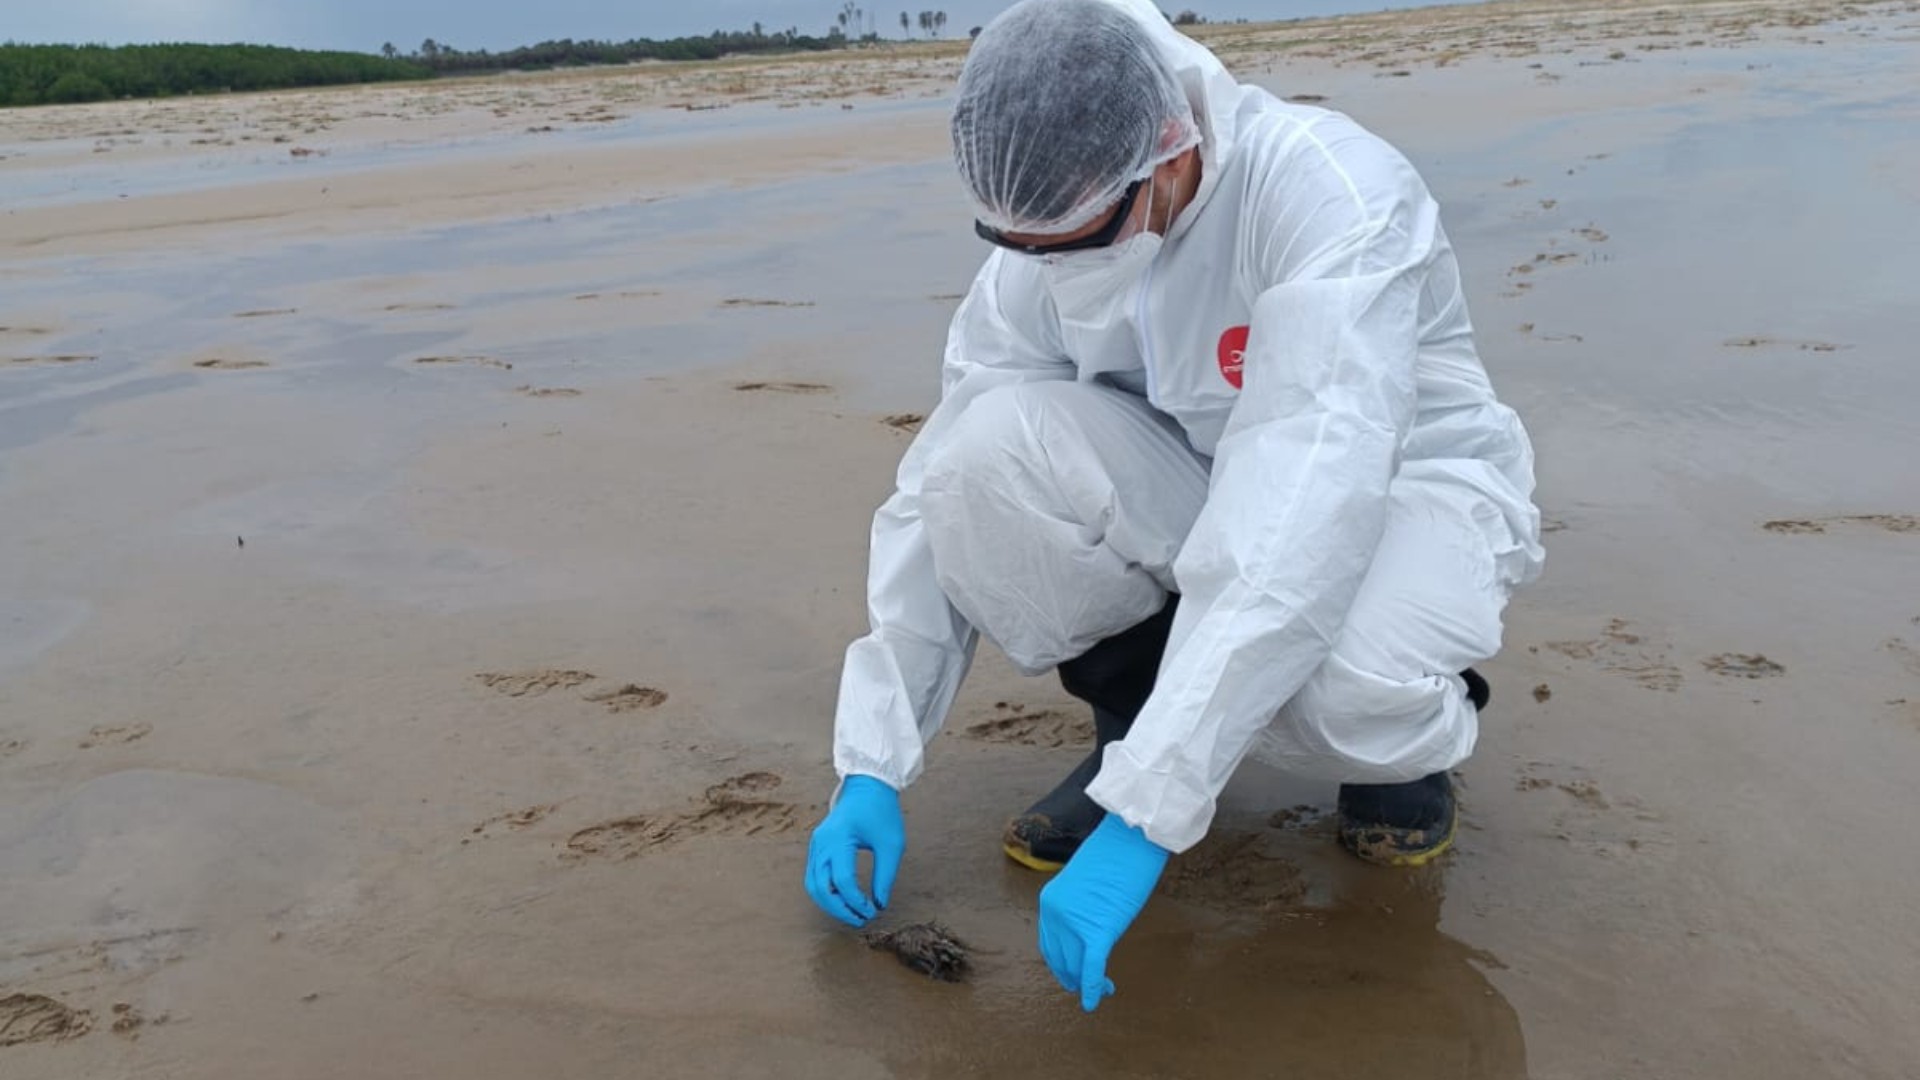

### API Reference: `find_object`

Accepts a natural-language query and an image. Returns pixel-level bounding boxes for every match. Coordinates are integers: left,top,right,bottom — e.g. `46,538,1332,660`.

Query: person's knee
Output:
1281,653,1467,779
1056,598,1178,717
922,381,1096,523
922,381,1177,675
1293,653,1452,726
925,384,1026,490
927,379,1089,470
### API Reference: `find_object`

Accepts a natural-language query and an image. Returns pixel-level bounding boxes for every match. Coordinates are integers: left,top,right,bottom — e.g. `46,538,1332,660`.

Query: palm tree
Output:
381,42,397,59
900,10,910,38
934,11,947,36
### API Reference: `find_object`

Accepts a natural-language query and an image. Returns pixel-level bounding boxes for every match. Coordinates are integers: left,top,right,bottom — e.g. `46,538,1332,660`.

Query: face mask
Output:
1041,179,1163,333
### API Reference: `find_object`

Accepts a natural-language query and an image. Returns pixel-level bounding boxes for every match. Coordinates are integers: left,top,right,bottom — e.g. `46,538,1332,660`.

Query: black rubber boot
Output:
1001,706,1133,871
1462,667,1491,712
1001,601,1178,872
1335,667,1488,867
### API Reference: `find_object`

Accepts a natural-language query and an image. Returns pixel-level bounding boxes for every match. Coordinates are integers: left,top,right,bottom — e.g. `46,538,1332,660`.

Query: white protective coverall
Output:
832,0,1544,854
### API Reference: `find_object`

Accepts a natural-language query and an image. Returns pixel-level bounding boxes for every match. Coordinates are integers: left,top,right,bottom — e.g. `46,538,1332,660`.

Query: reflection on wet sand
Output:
813,854,1525,1078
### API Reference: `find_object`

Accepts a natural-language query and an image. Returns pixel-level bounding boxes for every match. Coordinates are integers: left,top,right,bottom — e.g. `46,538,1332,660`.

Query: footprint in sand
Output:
232,308,296,319
415,355,513,371
583,684,668,713
109,1004,157,1041
733,381,831,395
1850,515,1913,532
79,723,152,749
1763,515,1916,535
1162,831,1308,912
563,772,797,860
1,736,27,759
193,357,270,370
514,386,581,398
383,302,456,312
882,413,925,433
475,669,596,697
1890,697,1919,730
0,993,94,1047
1701,653,1786,679
962,703,1094,748
720,298,815,309
1884,638,1920,677
6,354,97,366
573,290,661,301
1516,761,1671,861
1266,804,1334,835
476,671,665,712
1540,618,1684,692
1503,223,1609,292
468,804,558,841
12,930,197,989
1723,336,1848,353
1510,245,1586,279
1515,768,1610,808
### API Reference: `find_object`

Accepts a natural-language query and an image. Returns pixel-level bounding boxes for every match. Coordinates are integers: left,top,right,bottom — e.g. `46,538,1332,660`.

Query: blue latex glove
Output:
804,775,905,927
1038,813,1170,1012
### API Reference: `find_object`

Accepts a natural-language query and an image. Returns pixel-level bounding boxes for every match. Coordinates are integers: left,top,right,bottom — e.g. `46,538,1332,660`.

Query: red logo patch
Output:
1217,325,1249,389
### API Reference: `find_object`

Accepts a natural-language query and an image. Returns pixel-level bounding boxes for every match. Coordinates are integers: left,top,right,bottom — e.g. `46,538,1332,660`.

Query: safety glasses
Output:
973,178,1146,257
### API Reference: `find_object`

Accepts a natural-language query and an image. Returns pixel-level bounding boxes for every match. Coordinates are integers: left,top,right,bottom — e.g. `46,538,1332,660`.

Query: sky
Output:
1,0,1462,53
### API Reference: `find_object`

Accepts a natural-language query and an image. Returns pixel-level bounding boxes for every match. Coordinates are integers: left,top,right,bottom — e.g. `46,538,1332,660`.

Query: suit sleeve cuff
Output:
1084,742,1216,854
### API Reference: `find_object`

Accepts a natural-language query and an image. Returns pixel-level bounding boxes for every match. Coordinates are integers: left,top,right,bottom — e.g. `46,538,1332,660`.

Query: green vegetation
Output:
393,28,848,75
0,14,957,109
0,43,429,106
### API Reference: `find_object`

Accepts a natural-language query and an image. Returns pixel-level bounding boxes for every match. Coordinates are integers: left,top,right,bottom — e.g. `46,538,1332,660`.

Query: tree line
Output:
0,30,850,107
0,11,980,109
0,43,428,106
385,27,845,75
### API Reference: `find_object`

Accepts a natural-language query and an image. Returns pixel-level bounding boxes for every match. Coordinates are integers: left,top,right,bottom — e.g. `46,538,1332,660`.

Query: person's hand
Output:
1037,813,1169,1012
805,775,905,927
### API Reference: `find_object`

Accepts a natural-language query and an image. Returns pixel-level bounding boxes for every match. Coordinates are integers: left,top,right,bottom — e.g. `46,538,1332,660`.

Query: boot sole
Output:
1338,809,1458,867
1002,840,1066,873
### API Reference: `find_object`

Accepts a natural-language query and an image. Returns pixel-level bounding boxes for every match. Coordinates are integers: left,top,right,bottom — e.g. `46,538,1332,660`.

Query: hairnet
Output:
952,0,1202,236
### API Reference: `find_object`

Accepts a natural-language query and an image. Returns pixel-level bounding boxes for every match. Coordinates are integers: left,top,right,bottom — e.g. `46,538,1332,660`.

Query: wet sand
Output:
4,0,1920,1076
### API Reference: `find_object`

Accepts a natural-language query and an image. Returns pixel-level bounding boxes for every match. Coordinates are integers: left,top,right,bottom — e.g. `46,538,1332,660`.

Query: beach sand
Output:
3,0,1919,1076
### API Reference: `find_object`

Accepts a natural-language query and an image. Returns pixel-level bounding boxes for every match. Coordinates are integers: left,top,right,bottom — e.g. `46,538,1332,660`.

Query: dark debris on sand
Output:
861,921,970,982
